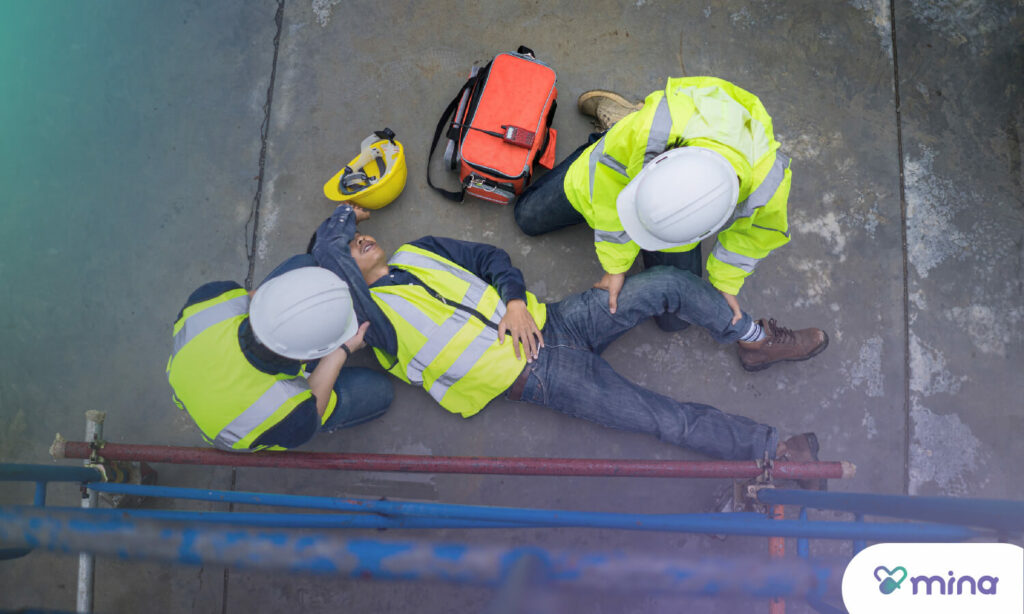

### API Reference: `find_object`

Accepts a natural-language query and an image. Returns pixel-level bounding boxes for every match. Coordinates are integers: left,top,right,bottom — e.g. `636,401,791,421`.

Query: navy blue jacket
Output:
310,205,529,356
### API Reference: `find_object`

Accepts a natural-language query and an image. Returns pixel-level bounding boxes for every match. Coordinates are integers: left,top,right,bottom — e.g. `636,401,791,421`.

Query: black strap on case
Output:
427,75,479,202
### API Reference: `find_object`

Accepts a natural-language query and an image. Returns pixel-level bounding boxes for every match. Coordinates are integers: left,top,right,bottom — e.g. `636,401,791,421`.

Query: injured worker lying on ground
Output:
312,204,828,486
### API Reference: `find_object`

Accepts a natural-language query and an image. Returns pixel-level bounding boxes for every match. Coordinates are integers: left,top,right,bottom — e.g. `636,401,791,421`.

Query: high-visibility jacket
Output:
369,244,547,417
166,287,336,451
563,76,792,295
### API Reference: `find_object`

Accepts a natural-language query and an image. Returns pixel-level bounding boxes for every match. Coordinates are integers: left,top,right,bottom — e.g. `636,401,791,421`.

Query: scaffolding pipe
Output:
79,482,981,541
77,411,103,614
757,489,1024,533
0,505,846,597
769,505,786,614
37,506,537,530
0,464,104,484
54,441,855,481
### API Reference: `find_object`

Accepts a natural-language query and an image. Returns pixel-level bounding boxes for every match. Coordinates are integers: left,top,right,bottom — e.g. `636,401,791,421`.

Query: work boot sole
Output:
740,332,830,373
577,90,642,117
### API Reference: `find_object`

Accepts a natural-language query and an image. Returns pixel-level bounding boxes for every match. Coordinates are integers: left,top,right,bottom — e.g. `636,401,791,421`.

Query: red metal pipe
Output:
55,441,855,480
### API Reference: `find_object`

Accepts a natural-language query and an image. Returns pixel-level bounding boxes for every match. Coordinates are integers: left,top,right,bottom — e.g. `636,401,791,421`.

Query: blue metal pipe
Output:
86,481,761,523
0,481,51,561
0,505,846,597
0,463,103,484
39,506,534,529
758,488,1024,533
797,507,809,559
853,513,867,554
84,482,981,541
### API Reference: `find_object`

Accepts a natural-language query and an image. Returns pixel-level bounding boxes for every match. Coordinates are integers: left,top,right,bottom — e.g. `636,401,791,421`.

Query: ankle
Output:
738,319,765,344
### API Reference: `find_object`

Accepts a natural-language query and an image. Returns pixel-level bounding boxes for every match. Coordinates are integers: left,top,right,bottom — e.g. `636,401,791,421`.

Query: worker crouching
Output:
167,261,393,451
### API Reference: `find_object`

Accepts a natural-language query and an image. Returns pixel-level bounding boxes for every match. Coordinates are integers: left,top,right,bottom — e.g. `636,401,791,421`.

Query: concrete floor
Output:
1,1,1022,612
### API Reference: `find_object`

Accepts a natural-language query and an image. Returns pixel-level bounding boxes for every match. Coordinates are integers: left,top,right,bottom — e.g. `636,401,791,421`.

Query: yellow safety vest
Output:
166,287,336,451
564,76,793,295
370,245,547,417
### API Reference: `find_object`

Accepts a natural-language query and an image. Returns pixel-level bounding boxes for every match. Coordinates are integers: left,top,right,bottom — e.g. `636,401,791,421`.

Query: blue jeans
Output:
514,136,594,236
321,367,394,433
514,134,703,331
506,266,777,461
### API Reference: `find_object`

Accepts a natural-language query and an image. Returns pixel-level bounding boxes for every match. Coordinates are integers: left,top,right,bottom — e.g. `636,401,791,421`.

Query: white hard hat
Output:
616,147,740,251
249,267,359,361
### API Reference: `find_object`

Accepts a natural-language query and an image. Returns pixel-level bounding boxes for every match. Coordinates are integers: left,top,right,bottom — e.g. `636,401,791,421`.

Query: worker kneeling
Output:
514,77,828,372
310,205,823,486
167,262,394,451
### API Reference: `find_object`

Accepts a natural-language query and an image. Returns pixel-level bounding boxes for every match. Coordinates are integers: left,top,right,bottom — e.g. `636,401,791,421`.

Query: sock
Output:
740,321,765,343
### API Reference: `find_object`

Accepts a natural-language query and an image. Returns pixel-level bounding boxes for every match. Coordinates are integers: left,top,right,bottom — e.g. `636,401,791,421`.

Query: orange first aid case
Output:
428,46,558,205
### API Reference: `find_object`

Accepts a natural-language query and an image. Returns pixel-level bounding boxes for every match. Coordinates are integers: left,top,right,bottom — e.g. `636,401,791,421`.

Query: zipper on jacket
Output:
407,279,501,333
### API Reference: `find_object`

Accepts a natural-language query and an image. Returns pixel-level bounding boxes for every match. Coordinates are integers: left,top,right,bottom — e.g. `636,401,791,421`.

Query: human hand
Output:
344,321,371,352
594,272,626,314
720,291,742,325
353,206,371,223
498,299,544,361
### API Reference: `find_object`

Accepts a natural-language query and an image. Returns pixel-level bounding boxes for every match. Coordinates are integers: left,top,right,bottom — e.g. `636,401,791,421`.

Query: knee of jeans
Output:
337,370,395,411
513,200,543,236
637,265,686,286
368,376,395,413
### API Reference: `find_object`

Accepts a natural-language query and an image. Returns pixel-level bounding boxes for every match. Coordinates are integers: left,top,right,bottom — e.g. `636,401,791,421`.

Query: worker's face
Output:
349,232,386,279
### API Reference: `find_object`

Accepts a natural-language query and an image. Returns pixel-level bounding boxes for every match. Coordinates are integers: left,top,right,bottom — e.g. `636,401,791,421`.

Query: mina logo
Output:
874,565,999,596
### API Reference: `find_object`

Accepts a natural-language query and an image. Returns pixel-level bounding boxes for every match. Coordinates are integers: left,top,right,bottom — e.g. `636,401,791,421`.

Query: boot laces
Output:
766,319,796,344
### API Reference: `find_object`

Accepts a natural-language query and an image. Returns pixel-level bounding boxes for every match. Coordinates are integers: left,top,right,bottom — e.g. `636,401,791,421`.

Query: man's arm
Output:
311,205,397,355
249,322,370,449
707,167,792,297
409,236,528,304
250,398,319,449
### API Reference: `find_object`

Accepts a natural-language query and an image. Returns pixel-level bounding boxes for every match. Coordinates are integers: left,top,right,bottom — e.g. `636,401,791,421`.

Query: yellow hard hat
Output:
324,128,407,209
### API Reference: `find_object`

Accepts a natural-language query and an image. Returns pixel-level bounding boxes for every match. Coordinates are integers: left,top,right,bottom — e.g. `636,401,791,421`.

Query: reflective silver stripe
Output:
213,378,309,450
374,292,469,385
644,97,672,164
594,229,632,244
374,289,498,399
172,295,249,356
732,151,790,221
374,293,438,384
390,250,489,311
430,330,496,401
588,137,605,199
599,153,628,177
711,243,762,273
407,309,471,385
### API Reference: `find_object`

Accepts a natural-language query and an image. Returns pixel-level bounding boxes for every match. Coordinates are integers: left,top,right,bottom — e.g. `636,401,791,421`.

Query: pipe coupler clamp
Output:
84,462,109,482
88,437,106,465
757,455,775,484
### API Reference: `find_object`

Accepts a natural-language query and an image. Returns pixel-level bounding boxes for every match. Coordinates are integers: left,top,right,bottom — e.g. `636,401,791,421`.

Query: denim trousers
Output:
321,367,394,433
514,134,703,331
506,266,778,461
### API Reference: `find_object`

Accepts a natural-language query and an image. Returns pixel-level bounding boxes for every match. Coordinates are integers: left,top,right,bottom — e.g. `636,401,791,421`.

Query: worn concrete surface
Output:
894,0,1024,499
0,1,271,611
1,0,1021,613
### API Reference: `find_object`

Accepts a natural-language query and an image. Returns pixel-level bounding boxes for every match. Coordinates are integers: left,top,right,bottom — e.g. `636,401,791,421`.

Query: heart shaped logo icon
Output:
873,565,908,595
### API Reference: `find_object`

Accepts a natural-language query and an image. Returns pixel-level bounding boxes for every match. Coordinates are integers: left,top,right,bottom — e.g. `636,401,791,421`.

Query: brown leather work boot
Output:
577,90,643,131
777,432,826,490
737,318,828,372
